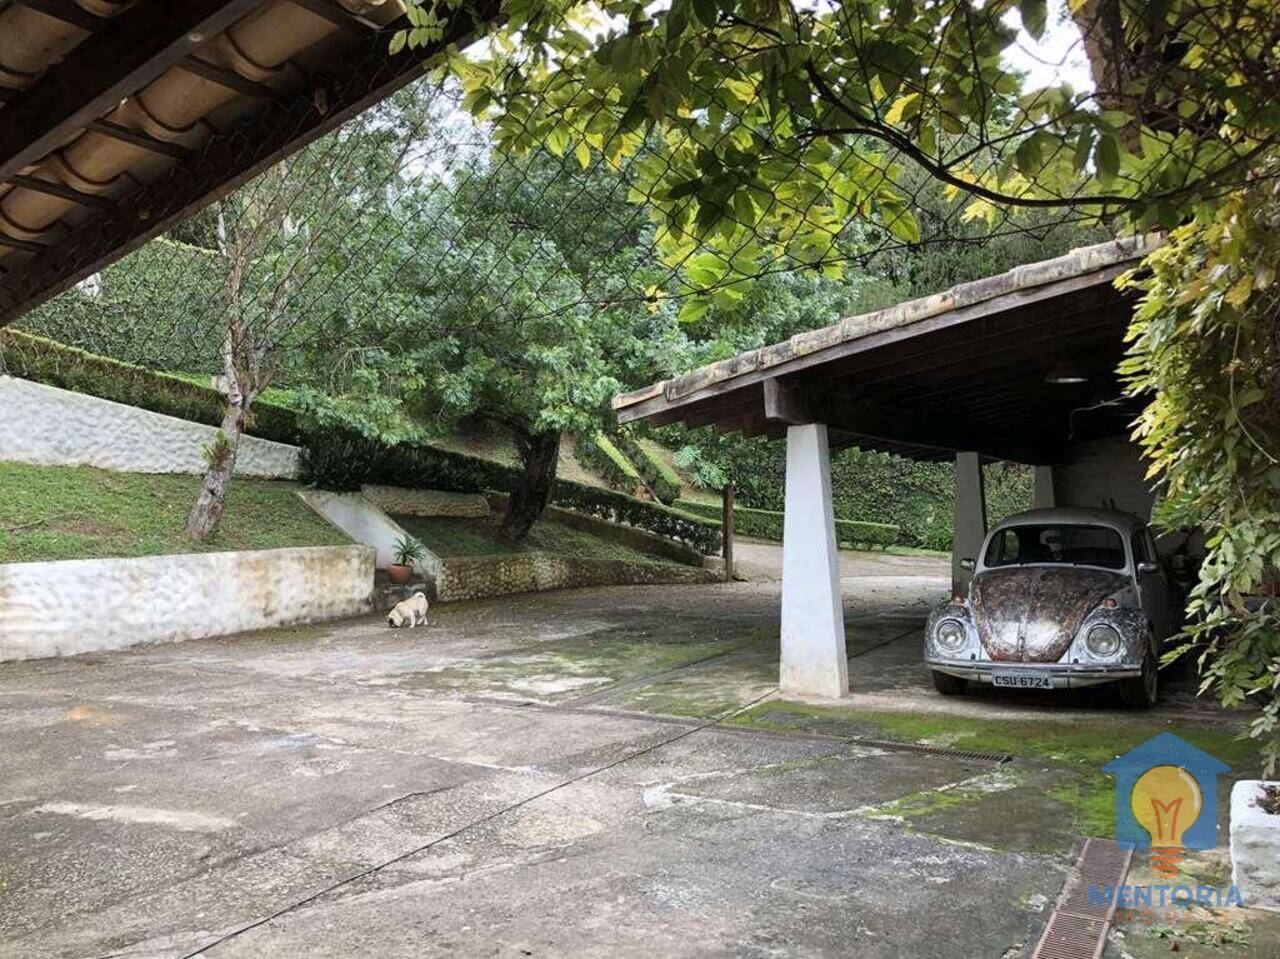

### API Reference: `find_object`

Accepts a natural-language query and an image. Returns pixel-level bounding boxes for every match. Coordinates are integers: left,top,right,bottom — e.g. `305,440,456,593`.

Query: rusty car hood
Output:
970,566,1128,662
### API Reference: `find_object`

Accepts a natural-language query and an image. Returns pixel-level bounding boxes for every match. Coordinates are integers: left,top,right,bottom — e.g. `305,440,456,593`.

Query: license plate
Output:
991,670,1054,689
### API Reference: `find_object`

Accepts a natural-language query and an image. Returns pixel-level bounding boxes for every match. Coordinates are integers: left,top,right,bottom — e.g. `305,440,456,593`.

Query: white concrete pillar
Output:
952,451,987,591
779,423,848,699
1032,465,1056,509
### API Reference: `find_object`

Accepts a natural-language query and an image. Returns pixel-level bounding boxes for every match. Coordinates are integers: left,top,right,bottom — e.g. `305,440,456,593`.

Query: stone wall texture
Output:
0,545,373,661
0,376,300,478
437,552,717,603
361,485,490,518
1231,780,1280,913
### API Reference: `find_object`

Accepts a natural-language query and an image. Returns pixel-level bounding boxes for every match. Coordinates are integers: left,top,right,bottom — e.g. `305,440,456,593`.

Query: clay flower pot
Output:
387,563,413,585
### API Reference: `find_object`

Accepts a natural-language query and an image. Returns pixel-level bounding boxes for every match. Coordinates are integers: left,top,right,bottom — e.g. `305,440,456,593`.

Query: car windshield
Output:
984,524,1127,570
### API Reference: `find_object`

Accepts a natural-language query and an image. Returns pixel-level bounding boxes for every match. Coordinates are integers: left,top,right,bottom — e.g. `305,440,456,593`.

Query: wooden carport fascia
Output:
616,255,1141,429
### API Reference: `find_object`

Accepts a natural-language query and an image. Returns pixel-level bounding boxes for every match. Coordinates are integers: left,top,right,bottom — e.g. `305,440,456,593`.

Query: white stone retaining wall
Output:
0,545,374,662
1231,780,1280,913
0,376,300,478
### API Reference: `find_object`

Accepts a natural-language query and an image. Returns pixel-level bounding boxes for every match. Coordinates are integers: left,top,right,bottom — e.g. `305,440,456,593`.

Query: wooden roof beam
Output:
0,0,267,185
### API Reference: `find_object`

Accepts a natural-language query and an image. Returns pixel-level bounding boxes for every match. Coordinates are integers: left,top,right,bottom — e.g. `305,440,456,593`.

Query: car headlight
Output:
1085,623,1121,658
935,618,967,653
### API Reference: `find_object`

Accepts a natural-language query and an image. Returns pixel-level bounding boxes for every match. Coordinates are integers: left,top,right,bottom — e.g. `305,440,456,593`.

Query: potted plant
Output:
388,534,425,585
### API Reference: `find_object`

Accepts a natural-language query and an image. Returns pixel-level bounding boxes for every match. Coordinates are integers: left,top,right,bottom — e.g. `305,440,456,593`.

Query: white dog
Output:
387,591,430,628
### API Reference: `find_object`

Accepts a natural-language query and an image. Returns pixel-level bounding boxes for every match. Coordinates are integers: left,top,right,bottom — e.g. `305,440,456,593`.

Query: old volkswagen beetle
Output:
925,508,1175,708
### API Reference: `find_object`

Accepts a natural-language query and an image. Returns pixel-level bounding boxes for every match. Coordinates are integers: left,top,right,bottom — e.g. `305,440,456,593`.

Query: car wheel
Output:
931,670,967,696
1117,654,1159,709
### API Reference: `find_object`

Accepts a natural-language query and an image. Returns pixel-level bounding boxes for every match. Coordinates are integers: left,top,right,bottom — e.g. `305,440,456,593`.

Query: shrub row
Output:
6,332,723,555
575,432,641,494
0,329,304,445
674,499,899,549
615,431,682,504
302,428,723,555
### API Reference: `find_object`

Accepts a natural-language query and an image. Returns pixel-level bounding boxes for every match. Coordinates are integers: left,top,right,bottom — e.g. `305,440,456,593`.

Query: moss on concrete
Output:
398,624,746,702
728,701,1264,855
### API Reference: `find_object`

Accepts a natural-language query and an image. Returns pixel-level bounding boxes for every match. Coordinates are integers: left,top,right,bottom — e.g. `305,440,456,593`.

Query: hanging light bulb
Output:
1131,764,1202,876
1045,359,1088,385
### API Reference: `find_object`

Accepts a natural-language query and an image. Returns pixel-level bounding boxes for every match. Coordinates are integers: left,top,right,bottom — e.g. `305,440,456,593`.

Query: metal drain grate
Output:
1033,837,1133,959
852,738,1013,764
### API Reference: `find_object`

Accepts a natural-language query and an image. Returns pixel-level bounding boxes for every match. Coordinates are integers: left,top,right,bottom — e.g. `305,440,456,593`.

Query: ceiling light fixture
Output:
1045,359,1088,385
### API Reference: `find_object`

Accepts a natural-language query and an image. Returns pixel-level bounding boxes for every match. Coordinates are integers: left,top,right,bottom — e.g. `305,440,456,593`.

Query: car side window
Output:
985,529,1020,566
1131,531,1152,567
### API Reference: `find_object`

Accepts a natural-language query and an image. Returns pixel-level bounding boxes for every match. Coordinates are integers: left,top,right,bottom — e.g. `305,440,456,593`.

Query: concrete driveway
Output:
0,548,1263,958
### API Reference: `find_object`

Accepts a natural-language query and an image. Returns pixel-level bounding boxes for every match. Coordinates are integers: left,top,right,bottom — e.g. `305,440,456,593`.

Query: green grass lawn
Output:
392,513,679,565
0,462,348,563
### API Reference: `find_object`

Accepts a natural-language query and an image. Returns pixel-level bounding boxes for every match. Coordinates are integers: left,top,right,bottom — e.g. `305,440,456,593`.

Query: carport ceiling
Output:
0,0,498,326
614,236,1160,466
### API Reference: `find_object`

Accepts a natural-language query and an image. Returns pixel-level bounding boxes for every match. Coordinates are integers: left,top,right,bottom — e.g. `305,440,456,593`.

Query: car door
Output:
1131,529,1173,641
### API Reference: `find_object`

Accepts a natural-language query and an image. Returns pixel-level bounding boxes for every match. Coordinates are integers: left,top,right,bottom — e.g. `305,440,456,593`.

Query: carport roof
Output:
0,0,497,326
613,234,1162,466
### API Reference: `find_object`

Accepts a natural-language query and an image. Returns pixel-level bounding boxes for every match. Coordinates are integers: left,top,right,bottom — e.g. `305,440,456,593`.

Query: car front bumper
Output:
926,658,1142,689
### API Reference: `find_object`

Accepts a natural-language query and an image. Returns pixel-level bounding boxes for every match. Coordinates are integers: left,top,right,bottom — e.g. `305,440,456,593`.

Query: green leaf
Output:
884,91,920,125
677,297,710,324
1095,133,1120,185
1019,0,1048,40
692,0,717,28
1072,128,1094,173
1015,135,1042,176
667,0,690,39
389,30,408,55
886,209,920,244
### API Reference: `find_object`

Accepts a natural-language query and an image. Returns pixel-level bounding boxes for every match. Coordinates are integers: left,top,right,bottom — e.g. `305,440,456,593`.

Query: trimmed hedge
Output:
675,498,898,550
6,332,722,556
0,329,303,445
616,431,682,504
576,432,641,494
302,428,722,555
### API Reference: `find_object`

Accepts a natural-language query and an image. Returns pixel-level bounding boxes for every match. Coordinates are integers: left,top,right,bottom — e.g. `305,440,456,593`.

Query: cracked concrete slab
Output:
4,547,1237,958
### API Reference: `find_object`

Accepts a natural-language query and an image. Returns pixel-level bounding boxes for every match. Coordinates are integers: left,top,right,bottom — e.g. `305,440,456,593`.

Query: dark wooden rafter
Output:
0,0,268,187
176,56,284,100
13,0,105,32
0,234,47,253
807,289,1132,392
6,173,115,209
86,119,196,161
0,0,504,323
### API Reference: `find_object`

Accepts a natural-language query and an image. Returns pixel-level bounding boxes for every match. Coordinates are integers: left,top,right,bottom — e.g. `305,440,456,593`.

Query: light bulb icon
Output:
1131,764,1202,877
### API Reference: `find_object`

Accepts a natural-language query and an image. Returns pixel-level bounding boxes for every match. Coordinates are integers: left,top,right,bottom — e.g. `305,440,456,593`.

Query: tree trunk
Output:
499,429,560,544
185,399,245,541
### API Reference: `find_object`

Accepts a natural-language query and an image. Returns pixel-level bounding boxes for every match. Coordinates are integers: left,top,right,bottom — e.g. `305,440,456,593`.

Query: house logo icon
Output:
1103,732,1230,874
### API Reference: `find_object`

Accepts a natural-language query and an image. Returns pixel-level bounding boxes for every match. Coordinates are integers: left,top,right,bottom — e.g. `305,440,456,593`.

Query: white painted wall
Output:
297,489,441,578
0,377,299,478
1052,436,1155,520
779,423,848,699
0,545,373,662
